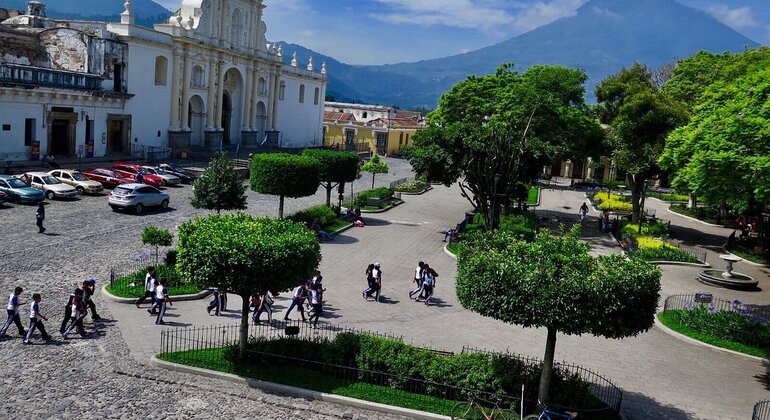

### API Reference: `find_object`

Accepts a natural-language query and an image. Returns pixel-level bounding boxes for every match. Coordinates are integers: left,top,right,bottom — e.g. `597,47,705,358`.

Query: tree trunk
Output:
325,182,332,206
279,195,285,219
238,293,250,359
630,176,643,223
537,327,558,406
688,194,697,209
371,173,375,189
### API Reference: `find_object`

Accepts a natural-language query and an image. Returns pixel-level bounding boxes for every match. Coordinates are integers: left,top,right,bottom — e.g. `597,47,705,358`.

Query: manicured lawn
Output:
325,218,352,233
446,242,462,256
657,311,770,359
727,248,770,265
526,186,539,206
159,348,457,416
105,265,202,298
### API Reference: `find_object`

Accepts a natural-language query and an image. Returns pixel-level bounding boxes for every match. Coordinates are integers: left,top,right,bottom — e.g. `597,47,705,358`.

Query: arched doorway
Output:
255,101,267,143
222,68,243,145
221,92,232,144
188,95,205,146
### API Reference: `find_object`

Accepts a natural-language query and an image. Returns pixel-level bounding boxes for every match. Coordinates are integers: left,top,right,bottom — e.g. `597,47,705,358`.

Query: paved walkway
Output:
108,181,770,420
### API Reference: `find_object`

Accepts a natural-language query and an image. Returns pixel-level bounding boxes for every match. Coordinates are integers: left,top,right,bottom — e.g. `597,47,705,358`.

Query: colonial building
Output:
323,102,425,156
0,0,327,162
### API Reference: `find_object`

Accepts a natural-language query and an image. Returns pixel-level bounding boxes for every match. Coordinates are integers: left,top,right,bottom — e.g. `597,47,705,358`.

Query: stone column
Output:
169,49,182,130
214,57,225,130
180,50,192,130
219,0,228,47
242,65,252,131
265,70,274,130
250,67,259,129
270,67,281,130
205,58,217,129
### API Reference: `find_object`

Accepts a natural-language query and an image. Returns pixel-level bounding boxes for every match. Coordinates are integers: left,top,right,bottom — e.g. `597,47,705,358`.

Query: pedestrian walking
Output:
81,279,100,320
408,261,425,299
59,288,77,334
24,293,51,344
308,283,323,328
62,289,88,338
153,279,171,325
579,202,589,222
283,284,308,322
36,202,46,233
135,267,157,307
419,264,437,305
206,287,221,316
372,262,382,302
362,264,376,300
0,287,26,338
253,290,274,324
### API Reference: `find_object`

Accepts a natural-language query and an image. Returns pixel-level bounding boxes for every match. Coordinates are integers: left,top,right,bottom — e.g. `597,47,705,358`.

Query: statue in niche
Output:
258,20,267,52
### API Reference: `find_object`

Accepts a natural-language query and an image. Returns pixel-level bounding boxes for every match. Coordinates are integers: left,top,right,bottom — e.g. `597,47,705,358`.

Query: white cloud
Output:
706,4,758,29
509,0,587,33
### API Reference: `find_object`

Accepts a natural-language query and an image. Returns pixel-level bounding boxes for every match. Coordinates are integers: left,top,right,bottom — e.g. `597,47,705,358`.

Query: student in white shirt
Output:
153,279,172,325
23,293,50,344
408,262,425,300
135,266,157,308
0,286,26,337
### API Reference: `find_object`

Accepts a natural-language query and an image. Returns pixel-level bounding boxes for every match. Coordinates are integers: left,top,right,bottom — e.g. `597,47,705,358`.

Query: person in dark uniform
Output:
206,287,220,316
154,279,171,325
23,293,50,344
0,287,26,338
60,288,77,334
283,284,308,322
36,202,46,233
81,279,100,320
62,288,88,338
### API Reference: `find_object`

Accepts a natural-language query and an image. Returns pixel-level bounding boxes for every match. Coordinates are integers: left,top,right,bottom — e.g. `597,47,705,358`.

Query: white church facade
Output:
0,0,327,162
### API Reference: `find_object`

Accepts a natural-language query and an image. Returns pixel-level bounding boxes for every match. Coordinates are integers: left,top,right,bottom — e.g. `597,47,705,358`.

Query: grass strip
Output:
526,187,539,206
159,348,456,415
657,312,770,359
726,248,770,265
106,265,202,298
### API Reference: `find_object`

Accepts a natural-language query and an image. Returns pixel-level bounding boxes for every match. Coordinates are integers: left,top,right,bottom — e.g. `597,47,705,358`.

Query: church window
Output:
258,77,267,95
231,9,243,47
314,87,320,105
299,84,305,103
279,82,286,101
154,56,168,86
192,65,205,88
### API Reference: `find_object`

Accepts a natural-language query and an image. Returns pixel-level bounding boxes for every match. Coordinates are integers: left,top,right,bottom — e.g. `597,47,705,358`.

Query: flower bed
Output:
591,192,632,212
393,179,430,193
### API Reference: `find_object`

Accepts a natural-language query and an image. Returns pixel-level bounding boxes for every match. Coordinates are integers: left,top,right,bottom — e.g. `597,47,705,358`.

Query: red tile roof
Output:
324,111,356,122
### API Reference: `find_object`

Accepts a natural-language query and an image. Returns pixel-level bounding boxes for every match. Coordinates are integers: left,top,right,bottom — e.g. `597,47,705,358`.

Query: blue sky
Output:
155,0,770,65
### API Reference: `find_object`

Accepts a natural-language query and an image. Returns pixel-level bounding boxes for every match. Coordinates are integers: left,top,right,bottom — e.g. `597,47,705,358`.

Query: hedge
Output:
347,187,394,207
288,204,338,227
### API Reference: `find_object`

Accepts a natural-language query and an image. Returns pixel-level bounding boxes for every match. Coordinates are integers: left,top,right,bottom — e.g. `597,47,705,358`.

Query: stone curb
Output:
665,207,724,227
101,284,213,304
330,221,354,236
654,312,767,362
361,199,403,214
150,355,450,420
721,248,769,268
648,261,711,268
443,242,457,260
397,186,433,195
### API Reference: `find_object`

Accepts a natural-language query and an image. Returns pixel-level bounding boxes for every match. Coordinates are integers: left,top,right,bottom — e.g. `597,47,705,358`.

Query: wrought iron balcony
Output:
0,63,102,90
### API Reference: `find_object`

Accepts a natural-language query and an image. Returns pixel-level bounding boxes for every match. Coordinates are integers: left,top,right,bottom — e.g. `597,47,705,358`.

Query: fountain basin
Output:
698,269,758,290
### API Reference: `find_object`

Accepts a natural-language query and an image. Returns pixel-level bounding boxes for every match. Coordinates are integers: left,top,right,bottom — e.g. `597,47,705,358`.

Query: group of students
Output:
409,261,438,305
134,266,172,325
282,272,325,327
1,279,100,344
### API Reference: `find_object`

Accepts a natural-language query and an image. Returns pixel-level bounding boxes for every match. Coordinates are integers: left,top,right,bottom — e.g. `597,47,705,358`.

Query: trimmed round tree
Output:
302,149,360,206
456,227,661,405
190,152,247,214
177,213,321,356
362,154,389,189
250,153,321,218
141,226,173,264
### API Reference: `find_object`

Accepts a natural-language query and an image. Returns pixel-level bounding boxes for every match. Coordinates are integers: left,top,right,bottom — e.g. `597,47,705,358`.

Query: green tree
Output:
250,153,321,218
190,152,247,214
177,213,321,356
405,64,602,230
456,227,660,404
595,63,688,222
141,226,173,264
302,149,360,206
361,154,389,189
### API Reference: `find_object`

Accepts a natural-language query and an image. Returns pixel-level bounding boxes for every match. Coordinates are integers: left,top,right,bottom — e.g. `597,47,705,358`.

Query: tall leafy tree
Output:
177,213,321,356
190,152,247,214
595,63,688,222
361,154,389,189
250,153,320,218
405,64,602,230
456,227,660,404
302,149,359,206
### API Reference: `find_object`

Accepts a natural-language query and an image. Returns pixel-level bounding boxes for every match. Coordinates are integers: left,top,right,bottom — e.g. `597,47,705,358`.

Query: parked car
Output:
112,163,164,188
0,190,6,205
157,163,197,184
82,168,133,189
48,169,104,194
140,166,181,186
20,172,78,200
108,183,170,214
0,174,45,203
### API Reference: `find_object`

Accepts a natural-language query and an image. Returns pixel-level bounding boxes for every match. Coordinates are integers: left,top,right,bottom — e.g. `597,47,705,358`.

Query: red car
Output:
82,168,134,189
112,163,165,188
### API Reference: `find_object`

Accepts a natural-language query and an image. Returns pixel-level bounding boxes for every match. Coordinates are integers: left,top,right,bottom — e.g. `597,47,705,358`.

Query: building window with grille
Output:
377,132,386,147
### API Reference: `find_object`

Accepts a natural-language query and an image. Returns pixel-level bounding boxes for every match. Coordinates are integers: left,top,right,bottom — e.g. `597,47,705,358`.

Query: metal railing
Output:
754,400,770,420
108,251,186,297
672,243,707,263
663,294,770,348
462,346,623,414
0,63,102,90
159,321,621,416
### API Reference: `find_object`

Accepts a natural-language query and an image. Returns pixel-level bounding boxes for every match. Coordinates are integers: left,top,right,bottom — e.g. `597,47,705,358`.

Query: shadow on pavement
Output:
621,389,693,420
159,321,192,327
756,360,770,391
669,225,729,247
375,296,399,305
425,297,452,308
326,235,359,245
361,218,392,227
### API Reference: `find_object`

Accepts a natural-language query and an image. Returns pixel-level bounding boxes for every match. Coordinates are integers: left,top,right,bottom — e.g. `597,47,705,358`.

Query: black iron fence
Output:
462,347,623,414
754,399,770,420
159,321,622,417
108,251,185,297
663,293,770,348
669,242,707,263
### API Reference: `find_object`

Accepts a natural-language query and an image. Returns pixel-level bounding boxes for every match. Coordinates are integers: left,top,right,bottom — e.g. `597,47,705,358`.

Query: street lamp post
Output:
492,173,501,229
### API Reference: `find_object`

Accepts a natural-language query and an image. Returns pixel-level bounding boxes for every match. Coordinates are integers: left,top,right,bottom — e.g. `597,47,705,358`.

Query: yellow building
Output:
323,103,425,156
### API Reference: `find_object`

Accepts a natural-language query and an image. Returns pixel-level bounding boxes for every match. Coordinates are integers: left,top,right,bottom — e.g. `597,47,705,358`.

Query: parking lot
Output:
0,157,415,419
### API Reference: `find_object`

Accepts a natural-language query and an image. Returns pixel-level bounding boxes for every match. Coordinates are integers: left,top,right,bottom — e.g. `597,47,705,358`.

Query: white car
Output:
48,169,104,194
108,183,170,214
21,172,78,200
141,166,181,186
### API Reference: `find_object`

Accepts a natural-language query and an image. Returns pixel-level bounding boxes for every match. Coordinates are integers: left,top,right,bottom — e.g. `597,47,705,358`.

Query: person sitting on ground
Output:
309,218,333,241
442,228,454,242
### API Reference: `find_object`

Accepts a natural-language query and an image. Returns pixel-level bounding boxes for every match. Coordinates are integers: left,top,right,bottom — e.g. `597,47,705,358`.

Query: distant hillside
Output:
0,0,170,27
277,0,758,108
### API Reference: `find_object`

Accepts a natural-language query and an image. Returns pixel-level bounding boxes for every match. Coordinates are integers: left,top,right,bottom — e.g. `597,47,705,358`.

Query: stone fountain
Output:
698,254,758,290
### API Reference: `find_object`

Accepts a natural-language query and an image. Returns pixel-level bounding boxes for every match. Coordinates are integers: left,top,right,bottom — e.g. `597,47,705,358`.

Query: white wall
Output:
123,42,173,150
277,71,326,148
